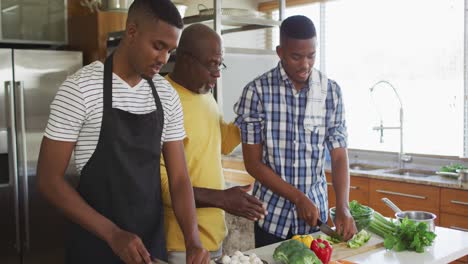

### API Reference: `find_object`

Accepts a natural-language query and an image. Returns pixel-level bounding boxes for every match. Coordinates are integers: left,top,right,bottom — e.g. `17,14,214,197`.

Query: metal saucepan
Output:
381,197,436,232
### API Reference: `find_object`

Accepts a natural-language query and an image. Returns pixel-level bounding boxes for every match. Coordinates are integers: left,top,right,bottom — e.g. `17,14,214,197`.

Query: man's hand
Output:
222,184,267,221
333,207,357,241
186,246,210,264
107,228,152,264
294,194,320,227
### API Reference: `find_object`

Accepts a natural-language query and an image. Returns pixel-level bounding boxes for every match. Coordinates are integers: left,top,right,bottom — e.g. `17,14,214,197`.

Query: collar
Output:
276,62,311,94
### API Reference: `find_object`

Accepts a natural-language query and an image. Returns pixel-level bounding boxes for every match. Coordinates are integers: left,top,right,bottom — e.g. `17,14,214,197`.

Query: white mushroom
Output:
221,255,231,264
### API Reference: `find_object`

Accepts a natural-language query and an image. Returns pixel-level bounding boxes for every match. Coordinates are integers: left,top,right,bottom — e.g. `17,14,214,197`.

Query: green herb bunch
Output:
368,212,436,253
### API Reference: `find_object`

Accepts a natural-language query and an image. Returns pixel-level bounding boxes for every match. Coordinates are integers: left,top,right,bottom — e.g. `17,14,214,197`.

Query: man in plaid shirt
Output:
234,15,357,247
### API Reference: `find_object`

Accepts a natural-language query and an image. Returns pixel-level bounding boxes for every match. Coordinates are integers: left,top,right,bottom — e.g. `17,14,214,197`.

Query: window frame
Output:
263,1,468,157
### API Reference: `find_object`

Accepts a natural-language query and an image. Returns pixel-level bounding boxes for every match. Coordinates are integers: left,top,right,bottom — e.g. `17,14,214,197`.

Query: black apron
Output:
67,54,167,263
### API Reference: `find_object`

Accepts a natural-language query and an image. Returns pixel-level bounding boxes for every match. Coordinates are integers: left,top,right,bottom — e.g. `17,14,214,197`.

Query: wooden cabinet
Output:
440,188,468,218
451,258,468,264
68,0,127,64
440,188,468,263
369,179,440,224
326,173,370,209
440,213,468,232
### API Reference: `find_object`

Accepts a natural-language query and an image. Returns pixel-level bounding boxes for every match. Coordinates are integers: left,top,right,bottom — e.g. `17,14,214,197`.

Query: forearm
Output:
170,176,201,248
38,177,118,243
330,148,350,210
193,187,224,208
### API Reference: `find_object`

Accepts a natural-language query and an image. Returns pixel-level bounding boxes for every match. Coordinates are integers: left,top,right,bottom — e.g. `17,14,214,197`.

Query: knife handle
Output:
316,219,323,226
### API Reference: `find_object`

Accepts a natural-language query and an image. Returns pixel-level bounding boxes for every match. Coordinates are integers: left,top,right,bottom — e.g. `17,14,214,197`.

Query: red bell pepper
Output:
310,238,333,264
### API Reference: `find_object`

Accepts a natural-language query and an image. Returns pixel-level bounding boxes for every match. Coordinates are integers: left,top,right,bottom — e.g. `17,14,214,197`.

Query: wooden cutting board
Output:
244,231,384,263
330,234,384,261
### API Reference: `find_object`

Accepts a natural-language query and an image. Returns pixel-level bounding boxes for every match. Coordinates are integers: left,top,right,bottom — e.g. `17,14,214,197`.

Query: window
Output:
274,0,464,156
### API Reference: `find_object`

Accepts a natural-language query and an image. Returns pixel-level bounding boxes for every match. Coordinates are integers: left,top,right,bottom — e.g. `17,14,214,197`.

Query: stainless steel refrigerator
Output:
0,49,82,264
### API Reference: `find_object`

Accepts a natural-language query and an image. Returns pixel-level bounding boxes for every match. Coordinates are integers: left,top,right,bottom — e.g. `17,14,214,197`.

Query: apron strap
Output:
103,54,114,116
146,77,165,127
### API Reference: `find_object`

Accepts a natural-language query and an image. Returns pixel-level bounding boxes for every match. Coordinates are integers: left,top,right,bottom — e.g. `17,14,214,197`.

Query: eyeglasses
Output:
180,50,227,75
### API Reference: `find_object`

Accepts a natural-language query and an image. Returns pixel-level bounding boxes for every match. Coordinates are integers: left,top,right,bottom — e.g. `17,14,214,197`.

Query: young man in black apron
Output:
37,0,210,263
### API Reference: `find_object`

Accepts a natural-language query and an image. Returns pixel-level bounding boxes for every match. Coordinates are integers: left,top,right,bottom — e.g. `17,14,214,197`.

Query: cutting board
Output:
329,234,384,261
244,231,384,263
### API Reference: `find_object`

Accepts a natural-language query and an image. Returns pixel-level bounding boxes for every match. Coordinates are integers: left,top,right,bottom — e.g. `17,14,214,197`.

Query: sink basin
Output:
349,163,389,171
384,168,436,177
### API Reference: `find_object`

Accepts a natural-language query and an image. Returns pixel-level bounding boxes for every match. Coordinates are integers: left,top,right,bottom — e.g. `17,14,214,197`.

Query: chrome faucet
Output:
370,80,412,169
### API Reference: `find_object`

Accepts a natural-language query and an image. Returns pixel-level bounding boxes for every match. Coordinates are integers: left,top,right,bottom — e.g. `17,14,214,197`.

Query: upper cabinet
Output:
0,0,67,44
68,0,127,64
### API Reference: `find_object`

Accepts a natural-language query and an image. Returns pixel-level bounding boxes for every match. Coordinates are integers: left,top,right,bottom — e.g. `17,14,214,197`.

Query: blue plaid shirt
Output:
234,62,348,238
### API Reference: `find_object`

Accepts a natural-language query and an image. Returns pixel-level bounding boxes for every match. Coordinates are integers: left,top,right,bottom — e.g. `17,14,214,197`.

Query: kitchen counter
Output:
343,168,467,190
243,227,468,264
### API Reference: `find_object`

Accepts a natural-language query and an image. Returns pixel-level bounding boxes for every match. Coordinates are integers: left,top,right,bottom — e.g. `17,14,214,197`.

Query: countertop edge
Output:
222,155,467,191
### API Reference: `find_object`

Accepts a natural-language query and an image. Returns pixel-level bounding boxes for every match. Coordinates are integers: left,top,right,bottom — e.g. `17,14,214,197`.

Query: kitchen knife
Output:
317,219,343,241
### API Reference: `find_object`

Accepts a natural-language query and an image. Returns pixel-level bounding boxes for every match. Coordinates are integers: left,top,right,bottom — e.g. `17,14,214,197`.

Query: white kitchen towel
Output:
304,68,328,131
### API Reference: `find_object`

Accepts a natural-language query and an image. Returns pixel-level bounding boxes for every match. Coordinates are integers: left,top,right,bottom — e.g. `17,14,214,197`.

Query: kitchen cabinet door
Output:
441,188,468,217
326,173,369,208
0,0,66,44
369,179,440,224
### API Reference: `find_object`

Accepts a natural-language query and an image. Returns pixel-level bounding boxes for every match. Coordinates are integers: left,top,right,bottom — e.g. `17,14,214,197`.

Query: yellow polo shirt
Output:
160,75,241,251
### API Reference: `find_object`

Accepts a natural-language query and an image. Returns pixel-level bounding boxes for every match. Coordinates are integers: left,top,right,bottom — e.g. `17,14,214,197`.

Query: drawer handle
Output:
450,226,468,232
376,190,427,200
326,183,359,190
450,200,468,206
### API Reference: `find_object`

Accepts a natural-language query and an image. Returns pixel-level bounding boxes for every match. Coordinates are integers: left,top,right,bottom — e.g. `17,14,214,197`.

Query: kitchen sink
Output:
349,163,389,171
384,168,436,177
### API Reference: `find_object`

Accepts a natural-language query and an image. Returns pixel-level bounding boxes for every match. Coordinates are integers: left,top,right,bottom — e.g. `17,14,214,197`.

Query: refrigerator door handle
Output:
15,81,30,251
5,81,21,253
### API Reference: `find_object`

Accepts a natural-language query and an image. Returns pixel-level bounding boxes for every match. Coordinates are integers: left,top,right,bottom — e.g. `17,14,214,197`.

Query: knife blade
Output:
317,219,343,241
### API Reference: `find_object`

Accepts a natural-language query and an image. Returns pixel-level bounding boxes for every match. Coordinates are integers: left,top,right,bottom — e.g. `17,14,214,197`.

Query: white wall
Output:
222,51,278,122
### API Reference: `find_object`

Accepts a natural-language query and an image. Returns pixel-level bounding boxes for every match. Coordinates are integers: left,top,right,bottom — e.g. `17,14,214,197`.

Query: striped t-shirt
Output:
45,61,186,174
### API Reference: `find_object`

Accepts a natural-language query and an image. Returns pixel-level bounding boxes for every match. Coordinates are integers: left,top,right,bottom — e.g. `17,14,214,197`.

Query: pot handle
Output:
381,197,403,213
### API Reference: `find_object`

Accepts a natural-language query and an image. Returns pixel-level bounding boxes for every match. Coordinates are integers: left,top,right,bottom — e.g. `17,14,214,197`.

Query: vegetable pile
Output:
273,239,323,264
346,230,371,249
349,200,373,216
368,211,436,253
440,164,467,173
318,229,371,249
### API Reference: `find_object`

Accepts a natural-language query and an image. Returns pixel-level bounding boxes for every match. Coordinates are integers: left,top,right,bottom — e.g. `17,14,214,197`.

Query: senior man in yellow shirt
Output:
160,24,268,263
